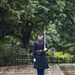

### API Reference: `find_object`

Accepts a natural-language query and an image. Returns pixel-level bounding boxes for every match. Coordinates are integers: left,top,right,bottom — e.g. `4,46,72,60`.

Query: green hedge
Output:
46,50,71,63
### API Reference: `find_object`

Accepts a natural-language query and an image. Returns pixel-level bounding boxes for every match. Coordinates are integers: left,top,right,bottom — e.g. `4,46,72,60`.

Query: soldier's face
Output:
38,36,43,40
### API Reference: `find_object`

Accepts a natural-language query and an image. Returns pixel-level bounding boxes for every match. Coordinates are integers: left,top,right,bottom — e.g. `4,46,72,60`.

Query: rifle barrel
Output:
44,27,46,48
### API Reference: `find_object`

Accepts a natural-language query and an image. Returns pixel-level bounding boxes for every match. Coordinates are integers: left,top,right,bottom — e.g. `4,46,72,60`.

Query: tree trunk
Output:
21,19,33,48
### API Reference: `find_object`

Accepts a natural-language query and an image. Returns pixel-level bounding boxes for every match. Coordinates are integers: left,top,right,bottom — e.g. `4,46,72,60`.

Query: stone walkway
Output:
48,64,64,75
0,64,63,75
59,64,75,75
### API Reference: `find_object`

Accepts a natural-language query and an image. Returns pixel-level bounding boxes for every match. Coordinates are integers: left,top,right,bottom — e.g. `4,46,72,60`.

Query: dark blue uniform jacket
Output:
33,40,49,69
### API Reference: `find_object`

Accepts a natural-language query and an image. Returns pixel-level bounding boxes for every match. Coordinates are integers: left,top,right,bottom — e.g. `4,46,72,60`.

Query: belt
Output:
36,50,44,52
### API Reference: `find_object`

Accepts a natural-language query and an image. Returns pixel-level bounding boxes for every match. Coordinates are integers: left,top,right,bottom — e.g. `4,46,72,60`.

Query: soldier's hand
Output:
44,48,47,51
33,58,36,62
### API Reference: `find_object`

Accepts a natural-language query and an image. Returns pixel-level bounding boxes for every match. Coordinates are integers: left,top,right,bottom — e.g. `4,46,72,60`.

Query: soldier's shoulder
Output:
34,40,38,43
42,40,44,42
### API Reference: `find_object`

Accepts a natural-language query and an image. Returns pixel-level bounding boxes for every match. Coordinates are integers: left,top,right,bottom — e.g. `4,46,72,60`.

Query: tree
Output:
0,0,75,53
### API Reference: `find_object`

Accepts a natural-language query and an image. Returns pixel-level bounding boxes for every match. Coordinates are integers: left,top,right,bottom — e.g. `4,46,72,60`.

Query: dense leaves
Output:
0,0,75,54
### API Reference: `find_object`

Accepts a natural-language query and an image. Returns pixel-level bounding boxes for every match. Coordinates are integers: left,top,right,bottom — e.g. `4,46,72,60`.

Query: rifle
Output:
44,26,46,49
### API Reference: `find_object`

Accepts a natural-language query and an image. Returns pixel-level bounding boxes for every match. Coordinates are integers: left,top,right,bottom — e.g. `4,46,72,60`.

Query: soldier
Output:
33,33,49,75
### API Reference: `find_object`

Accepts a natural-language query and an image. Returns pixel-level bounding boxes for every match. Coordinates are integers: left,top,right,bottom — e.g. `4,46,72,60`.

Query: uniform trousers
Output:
37,69,44,75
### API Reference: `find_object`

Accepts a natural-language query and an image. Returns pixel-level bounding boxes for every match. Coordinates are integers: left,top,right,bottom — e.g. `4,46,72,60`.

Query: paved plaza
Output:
0,64,75,75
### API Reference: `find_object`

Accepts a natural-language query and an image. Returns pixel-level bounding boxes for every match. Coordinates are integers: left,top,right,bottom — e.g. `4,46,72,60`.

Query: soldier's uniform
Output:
33,39,49,75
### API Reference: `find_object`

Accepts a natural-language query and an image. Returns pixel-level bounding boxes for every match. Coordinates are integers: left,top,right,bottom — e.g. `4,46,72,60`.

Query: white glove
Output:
44,48,47,51
33,58,36,62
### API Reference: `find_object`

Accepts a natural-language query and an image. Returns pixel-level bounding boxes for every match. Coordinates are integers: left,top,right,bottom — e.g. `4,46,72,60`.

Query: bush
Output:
54,52,71,62
46,49,52,56
46,50,71,63
0,42,27,65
